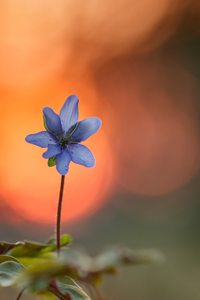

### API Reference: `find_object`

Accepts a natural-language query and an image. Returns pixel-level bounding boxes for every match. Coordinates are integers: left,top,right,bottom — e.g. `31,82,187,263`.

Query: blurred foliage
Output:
0,235,163,300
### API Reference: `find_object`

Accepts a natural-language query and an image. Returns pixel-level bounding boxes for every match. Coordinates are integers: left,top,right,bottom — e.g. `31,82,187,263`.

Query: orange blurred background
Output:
1,1,200,299
1,0,200,223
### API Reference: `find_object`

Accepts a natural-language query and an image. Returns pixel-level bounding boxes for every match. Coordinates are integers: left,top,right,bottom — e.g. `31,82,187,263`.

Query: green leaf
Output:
0,241,23,255
94,248,164,270
15,258,80,293
0,261,24,287
48,157,57,167
16,260,66,292
0,236,72,269
0,255,21,264
46,234,72,249
56,279,91,300
10,241,52,258
36,291,57,300
61,235,73,247
7,235,72,258
60,247,164,285
18,257,53,269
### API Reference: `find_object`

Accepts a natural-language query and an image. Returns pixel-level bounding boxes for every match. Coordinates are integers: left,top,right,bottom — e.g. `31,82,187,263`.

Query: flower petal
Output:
25,131,56,148
60,95,79,133
71,117,102,142
68,144,95,168
56,150,71,175
43,107,63,135
43,144,62,159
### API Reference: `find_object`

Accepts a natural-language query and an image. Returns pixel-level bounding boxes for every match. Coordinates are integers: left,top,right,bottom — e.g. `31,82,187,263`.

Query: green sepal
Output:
48,157,57,167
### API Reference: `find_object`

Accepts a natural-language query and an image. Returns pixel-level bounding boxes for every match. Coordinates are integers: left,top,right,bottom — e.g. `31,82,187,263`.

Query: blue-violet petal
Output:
60,95,79,133
25,131,56,148
56,150,71,175
43,144,62,159
71,117,102,142
43,107,63,135
68,144,95,167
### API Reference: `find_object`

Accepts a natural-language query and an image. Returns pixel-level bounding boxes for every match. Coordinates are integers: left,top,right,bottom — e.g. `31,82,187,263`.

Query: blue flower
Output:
25,95,102,175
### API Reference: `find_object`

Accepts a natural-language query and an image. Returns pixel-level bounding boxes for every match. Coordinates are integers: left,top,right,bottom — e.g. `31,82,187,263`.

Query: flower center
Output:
59,135,77,148
58,123,79,148
60,137,70,147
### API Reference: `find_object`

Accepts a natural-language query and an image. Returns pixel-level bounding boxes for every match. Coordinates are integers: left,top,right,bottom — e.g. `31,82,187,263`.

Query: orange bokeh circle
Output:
0,94,115,224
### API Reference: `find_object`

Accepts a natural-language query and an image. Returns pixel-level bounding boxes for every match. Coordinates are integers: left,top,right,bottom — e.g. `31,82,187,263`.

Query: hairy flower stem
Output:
15,289,25,300
56,175,66,254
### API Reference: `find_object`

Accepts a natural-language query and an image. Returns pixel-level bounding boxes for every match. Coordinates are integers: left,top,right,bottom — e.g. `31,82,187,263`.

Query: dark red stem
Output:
15,289,25,300
56,175,66,254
